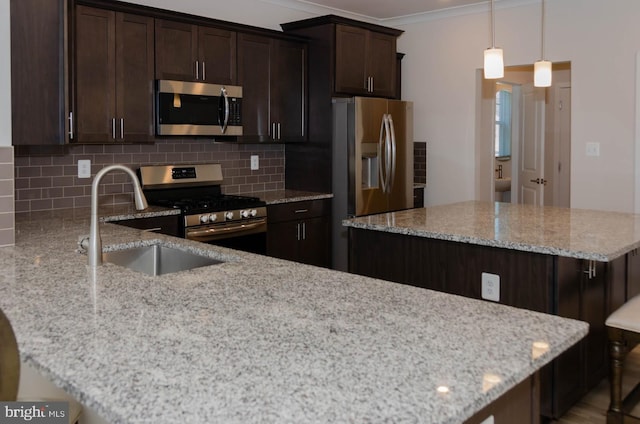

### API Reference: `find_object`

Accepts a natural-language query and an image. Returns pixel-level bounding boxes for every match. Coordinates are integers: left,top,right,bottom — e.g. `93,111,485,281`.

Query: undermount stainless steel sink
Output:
102,244,223,276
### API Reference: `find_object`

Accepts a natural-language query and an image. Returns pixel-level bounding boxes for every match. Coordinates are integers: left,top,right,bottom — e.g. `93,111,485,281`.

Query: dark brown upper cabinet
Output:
11,0,69,145
282,15,403,99
237,34,307,143
155,19,236,85
73,6,154,143
335,25,397,98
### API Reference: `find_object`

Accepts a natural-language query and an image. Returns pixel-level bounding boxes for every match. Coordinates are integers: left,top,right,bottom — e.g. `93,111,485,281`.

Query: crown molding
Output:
263,0,542,28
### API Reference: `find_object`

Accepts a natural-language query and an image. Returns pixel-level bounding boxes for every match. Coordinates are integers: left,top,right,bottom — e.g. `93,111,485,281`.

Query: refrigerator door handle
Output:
387,114,397,192
378,114,388,193
384,114,393,193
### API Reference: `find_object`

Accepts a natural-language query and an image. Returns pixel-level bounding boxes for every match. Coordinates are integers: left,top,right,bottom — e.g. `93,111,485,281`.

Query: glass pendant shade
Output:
534,60,552,87
484,48,504,79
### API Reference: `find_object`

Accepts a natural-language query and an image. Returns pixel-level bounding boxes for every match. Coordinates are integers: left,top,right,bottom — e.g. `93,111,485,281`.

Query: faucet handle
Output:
78,235,90,252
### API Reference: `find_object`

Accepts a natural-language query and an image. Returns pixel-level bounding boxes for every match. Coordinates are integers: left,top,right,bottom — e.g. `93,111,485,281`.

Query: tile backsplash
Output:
0,146,15,246
14,140,284,213
414,142,426,185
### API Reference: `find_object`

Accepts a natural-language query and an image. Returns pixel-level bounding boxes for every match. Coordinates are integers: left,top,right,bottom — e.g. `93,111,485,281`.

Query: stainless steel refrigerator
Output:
332,97,414,271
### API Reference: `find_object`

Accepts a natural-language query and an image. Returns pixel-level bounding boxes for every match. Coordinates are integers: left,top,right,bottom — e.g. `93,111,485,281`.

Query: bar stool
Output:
0,308,82,424
606,295,640,423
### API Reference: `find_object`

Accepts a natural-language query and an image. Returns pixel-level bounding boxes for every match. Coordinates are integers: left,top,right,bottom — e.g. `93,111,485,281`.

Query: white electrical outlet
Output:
586,142,600,157
479,416,494,424
481,272,500,302
78,160,91,179
250,155,259,170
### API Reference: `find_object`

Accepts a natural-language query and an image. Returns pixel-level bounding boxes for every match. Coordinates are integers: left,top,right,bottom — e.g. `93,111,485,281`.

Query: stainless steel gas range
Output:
138,163,267,254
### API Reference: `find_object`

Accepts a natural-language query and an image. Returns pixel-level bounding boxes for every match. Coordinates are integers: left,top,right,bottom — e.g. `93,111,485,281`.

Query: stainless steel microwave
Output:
155,80,243,136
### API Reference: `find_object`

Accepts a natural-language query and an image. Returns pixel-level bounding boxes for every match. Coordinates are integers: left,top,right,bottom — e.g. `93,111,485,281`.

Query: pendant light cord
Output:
540,0,546,59
491,0,496,48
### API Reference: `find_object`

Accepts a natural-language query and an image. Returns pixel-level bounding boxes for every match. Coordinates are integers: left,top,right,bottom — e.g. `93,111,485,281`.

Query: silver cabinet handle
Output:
271,122,276,140
195,60,199,80
277,123,281,140
68,112,74,140
202,61,206,81
370,77,374,93
120,118,124,140
296,223,300,241
112,118,116,139
294,209,308,214
302,222,306,240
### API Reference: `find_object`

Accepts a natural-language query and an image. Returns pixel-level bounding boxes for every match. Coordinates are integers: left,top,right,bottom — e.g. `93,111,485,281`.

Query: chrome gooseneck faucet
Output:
87,165,148,267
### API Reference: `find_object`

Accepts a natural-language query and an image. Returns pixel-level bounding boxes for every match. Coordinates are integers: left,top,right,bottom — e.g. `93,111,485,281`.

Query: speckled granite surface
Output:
0,207,587,424
241,189,333,205
343,200,640,262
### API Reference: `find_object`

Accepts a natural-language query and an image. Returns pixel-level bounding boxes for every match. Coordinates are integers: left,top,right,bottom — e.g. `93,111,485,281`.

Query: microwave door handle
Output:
387,114,397,192
220,87,230,134
378,114,387,193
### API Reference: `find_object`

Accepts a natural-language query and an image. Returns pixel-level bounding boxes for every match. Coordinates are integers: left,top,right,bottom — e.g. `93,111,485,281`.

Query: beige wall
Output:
398,0,640,213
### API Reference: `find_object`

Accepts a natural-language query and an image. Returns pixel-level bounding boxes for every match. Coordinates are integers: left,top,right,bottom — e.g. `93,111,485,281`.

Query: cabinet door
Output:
155,19,198,81
272,39,306,142
198,26,236,84
11,0,68,145
628,248,640,299
237,33,272,142
368,32,397,98
74,6,116,143
115,13,154,142
335,25,368,96
266,221,299,261
298,217,330,267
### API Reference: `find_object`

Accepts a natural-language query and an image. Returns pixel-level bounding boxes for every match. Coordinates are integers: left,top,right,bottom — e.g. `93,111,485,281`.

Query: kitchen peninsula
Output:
345,200,640,418
0,206,587,424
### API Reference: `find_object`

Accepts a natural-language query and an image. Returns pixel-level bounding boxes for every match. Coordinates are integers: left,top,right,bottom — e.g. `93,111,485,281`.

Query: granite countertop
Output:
240,189,333,205
1,207,587,424
343,200,640,262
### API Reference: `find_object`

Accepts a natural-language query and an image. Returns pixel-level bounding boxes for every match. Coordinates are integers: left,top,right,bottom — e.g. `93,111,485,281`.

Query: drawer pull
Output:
294,209,309,214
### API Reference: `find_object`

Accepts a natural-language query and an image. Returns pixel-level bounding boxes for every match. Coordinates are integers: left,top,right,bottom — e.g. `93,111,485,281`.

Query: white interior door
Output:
519,83,546,205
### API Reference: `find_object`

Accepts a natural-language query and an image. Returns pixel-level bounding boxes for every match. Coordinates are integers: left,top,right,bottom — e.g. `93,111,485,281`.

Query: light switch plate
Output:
78,160,91,179
586,142,600,157
481,272,500,302
250,155,259,170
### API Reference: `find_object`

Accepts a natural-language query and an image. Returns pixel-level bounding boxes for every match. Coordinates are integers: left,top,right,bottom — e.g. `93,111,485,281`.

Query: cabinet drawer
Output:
267,199,331,223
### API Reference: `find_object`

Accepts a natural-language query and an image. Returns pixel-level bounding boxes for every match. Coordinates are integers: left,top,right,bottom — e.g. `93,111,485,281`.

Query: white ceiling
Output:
288,0,489,20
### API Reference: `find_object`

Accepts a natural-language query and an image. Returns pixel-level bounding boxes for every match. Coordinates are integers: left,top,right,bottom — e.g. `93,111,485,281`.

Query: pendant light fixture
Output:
534,0,552,87
484,0,504,79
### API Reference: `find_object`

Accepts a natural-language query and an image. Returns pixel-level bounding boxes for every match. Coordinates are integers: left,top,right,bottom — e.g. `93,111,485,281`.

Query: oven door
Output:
185,218,267,254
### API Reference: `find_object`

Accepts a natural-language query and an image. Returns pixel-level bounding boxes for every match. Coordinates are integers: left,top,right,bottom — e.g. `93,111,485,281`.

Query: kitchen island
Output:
0,206,587,423
344,200,640,418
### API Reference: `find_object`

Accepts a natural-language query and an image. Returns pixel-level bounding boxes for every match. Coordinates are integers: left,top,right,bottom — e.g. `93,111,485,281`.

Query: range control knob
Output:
241,210,250,218
209,213,218,222
199,215,209,223
250,209,258,217
225,211,234,220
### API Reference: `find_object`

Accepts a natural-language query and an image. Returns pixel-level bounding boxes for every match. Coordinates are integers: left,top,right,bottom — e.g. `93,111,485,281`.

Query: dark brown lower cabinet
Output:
464,374,539,424
267,199,330,267
112,214,181,238
349,227,630,420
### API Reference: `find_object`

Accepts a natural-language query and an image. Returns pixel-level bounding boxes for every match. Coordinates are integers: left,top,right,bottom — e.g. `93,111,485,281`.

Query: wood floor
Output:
554,345,640,424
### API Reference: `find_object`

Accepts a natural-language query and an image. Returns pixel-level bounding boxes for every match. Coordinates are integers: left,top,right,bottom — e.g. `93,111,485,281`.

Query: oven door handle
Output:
186,220,266,240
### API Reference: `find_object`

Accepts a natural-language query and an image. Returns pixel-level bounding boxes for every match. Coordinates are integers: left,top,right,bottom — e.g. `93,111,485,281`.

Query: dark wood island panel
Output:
349,227,636,419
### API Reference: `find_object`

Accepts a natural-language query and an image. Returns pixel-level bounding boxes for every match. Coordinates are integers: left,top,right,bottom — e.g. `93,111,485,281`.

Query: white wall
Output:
1,0,11,147
397,0,640,213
